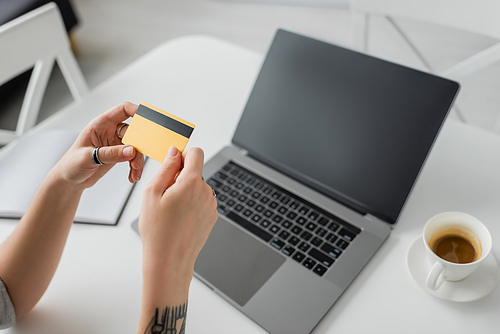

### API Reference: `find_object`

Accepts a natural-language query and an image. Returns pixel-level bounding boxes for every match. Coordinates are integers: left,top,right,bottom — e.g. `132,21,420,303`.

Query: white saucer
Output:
406,235,498,302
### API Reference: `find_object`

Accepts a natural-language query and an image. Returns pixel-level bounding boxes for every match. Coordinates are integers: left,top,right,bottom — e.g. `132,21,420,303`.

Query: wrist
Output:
46,166,86,194
143,247,195,283
142,250,193,309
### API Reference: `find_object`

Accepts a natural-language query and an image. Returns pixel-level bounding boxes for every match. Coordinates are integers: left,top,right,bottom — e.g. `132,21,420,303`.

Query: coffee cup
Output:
423,212,492,291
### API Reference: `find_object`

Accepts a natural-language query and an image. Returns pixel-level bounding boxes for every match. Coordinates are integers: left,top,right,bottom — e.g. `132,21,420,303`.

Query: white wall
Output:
220,0,349,7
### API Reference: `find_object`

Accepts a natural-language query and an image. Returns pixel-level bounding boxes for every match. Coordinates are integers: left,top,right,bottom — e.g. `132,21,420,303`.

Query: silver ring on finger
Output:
116,123,128,139
91,146,104,166
212,187,217,198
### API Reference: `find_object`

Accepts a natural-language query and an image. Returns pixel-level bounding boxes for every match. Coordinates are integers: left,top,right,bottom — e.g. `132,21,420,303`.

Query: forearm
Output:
138,250,193,334
0,168,83,318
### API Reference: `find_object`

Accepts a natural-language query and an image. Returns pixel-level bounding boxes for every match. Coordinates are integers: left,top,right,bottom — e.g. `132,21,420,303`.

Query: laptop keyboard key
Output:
318,217,330,226
217,205,228,214
308,212,319,221
272,215,283,223
292,251,306,263
328,222,340,232
301,231,313,241
289,236,300,246
316,227,327,237
215,171,228,180
303,258,317,269
271,238,285,250
281,220,293,229
207,178,222,188
337,239,349,250
325,233,338,244
311,237,322,247
296,217,307,225
306,222,317,231
282,245,295,256
308,248,335,267
278,206,288,214
298,206,309,215
269,225,280,234
252,214,262,223
291,225,303,235
298,242,310,252
313,264,327,276
321,243,342,258
339,228,357,241
278,230,291,240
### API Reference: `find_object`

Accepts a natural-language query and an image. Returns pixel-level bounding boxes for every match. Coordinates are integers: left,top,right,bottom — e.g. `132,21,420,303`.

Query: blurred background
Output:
1,0,499,134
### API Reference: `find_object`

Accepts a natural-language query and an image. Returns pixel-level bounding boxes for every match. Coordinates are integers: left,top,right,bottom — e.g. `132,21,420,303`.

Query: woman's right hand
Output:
138,146,218,279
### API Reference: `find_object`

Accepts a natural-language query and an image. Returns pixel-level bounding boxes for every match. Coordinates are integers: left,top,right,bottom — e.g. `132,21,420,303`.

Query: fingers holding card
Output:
122,103,195,163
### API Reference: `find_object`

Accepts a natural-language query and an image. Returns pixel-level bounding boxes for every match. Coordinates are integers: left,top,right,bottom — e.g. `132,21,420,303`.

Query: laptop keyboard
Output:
206,162,361,277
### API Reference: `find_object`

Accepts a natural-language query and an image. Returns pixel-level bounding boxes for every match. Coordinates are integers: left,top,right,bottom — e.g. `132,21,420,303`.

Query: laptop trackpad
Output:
194,216,286,306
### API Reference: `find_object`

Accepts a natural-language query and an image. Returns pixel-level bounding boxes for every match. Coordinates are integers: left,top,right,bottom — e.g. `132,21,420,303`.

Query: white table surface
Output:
0,35,499,333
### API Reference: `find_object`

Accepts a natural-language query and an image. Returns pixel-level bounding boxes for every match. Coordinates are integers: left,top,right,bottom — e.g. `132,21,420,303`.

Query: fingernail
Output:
167,146,178,158
123,146,134,157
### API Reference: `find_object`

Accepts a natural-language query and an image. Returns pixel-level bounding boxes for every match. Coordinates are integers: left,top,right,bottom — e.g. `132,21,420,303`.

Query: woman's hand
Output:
52,102,144,189
139,146,218,276
137,146,218,333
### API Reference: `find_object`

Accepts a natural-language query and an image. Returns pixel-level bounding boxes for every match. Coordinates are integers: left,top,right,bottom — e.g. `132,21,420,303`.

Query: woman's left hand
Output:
53,102,144,189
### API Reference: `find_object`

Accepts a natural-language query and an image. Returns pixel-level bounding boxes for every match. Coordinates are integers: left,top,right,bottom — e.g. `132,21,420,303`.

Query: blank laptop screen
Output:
232,29,459,224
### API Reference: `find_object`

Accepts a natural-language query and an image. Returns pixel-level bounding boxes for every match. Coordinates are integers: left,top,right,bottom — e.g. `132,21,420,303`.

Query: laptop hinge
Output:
364,213,387,225
238,148,249,156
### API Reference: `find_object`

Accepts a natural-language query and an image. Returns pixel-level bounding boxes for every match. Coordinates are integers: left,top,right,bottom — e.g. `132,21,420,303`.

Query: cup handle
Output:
426,262,445,291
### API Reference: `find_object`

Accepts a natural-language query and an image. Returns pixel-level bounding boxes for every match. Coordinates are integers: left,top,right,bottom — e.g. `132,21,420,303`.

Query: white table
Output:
0,35,499,333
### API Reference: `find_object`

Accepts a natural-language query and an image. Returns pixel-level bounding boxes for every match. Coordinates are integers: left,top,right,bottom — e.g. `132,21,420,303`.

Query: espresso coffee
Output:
429,231,480,264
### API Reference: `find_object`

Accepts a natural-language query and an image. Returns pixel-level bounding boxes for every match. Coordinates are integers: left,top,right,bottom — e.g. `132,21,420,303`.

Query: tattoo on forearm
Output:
145,303,187,334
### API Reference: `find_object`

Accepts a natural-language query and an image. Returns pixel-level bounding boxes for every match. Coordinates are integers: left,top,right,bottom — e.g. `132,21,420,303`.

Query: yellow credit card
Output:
122,102,195,163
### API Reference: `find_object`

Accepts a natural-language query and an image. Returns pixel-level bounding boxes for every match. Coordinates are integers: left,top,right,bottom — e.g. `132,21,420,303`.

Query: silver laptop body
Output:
194,29,459,334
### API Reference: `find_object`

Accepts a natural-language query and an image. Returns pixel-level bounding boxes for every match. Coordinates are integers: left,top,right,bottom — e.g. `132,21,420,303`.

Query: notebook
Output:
136,29,460,333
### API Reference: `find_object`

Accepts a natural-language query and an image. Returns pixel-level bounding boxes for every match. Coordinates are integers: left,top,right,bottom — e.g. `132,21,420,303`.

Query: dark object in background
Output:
0,0,80,133
0,0,79,32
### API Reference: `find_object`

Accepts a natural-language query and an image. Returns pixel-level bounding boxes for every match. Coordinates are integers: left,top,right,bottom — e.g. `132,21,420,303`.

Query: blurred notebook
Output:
0,129,135,225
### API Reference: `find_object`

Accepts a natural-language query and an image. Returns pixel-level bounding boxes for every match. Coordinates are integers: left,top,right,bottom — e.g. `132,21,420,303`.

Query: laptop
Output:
135,29,459,333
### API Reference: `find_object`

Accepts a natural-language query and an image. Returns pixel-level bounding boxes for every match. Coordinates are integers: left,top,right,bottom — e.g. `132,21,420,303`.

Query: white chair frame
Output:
350,0,500,133
0,2,88,144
